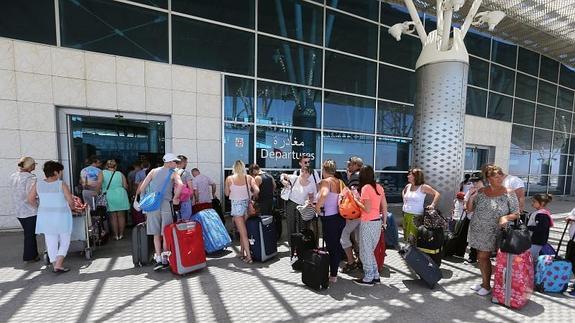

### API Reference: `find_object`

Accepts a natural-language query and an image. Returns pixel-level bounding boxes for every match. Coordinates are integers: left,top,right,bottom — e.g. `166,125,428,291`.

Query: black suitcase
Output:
444,216,470,257
290,229,316,271
416,225,444,267
247,215,278,262
132,222,152,266
302,249,330,290
402,245,442,288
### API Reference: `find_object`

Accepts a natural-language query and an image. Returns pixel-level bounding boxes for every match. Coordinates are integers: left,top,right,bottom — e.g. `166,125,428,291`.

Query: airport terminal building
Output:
1,0,574,229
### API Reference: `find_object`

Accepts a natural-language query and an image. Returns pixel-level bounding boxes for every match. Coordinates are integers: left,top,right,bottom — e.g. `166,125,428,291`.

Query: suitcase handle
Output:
555,220,571,258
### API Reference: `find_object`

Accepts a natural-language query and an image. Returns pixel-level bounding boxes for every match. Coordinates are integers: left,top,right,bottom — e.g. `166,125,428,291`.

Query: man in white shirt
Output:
293,156,320,190
502,173,525,212
191,168,216,204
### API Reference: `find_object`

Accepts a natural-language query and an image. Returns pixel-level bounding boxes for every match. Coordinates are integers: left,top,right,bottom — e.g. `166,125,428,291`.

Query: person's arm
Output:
401,185,408,199
135,169,155,196
466,188,480,213
27,183,38,208
121,173,128,190
249,175,259,199
254,175,263,187
354,186,370,212
422,184,441,208
380,187,388,224
515,187,525,213
211,183,216,197
96,171,103,192
172,172,183,205
62,182,75,210
498,189,520,227
224,177,231,197
314,180,329,214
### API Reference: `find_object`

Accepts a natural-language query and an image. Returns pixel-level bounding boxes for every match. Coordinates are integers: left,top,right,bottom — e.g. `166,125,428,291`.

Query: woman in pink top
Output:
353,165,388,286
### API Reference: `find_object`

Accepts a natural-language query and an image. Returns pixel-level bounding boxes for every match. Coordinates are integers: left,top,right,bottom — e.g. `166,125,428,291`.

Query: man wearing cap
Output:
136,153,183,271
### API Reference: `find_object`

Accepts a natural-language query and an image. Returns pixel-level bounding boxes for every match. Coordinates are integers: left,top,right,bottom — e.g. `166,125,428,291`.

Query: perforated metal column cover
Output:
413,61,468,213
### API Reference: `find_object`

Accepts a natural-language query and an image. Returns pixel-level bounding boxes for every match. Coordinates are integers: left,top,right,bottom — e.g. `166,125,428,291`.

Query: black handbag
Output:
499,223,531,255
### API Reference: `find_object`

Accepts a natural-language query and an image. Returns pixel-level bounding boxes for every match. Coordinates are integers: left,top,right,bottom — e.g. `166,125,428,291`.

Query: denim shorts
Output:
231,199,248,217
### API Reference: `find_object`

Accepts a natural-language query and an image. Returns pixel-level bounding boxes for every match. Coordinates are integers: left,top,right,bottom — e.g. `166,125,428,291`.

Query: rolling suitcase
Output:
211,197,225,225
132,222,153,266
401,245,442,288
492,249,534,309
164,221,206,275
443,213,469,257
191,208,231,253
384,212,399,249
416,225,444,267
535,221,572,293
302,248,330,290
375,223,386,271
290,229,316,271
247,215,278,262
131,207,146,226
192,202,213,215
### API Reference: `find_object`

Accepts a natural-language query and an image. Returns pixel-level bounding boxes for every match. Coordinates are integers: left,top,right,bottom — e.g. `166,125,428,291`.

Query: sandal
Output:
53,267,70,273
242,257,253,264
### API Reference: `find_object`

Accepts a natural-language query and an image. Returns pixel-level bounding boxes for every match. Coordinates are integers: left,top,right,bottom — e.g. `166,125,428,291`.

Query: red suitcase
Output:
163,221,206,275
492,249,534,309
374,224,386,271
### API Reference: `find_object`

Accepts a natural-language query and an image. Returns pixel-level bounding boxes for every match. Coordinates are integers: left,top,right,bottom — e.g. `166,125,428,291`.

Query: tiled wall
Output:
464,115,512,173
0,37,222,230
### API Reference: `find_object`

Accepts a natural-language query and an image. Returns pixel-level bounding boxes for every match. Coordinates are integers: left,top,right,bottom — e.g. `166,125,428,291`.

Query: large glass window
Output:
380,3,412,27
537,80,557,107
376,137,411,171
533,128,553,152
535,105,555,130
490,64,515,95
466,87,487,117
515,73,537,101
172,0,254,28
325,9,378,59
377,172,407,203
328,0,379,21
325,52,376,96
130,0,168,9
256,126,320,169
491,39,516,68
324,92,375,133
377,101,414,137
511,125,533,150
552,132,570,155
224,77,254,122
464,31,491,60
558,87,574,111
517,47,539,76
256,81,321,128
323,132,374,169
464,146,490,172
380,32,420,69
173,17,254,75
487,92,512,122
224,123,254,168
560,65,575,89
509,150,531,175
469,57,489,88
60,0,168,62
513,99,535,126
379,65,415,103
555,109,572,133
258,0,323,46
0,2,56,45
258,36,322,87
540,55,559,83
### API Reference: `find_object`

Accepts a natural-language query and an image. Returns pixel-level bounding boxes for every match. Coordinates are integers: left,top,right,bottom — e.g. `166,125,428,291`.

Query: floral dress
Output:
468,191,519,252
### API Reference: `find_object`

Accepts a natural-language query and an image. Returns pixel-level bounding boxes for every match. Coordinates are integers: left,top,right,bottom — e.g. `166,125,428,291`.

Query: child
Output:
526,193,554,261
564,210,575,298
450,191,466,232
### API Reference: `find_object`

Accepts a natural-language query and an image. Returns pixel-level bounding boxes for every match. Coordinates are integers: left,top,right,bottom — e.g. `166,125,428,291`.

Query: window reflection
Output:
511,125,533,150
376,137,411,171
560,64,575,90
469,57,489,88
377,101,414,137
490,64,515,95
323,132,374,170
172,0,254,28
533,129,553,153
552,132,570,155
376,172,407,203
557,87,574,111
530,152,550,176
328,0,379,21
518,48,539,76
513,99,535,126
324,92,375,133
380,31,420,69
509,150,530,175
224,77,254,122
224,123,254,168
515,73,537,101
325,51,377,96
464,31,491,60
258,0,323,46
535,105,555,129
379,65,415,103
466,87,487,117
256,81,320,128
555,110,572,133
256,126,320,169
548,176,566,195
487,92,512,122
325,9,378,59
537,81,557,107
540,56,559,83
491,39,516,68
0,2,56,45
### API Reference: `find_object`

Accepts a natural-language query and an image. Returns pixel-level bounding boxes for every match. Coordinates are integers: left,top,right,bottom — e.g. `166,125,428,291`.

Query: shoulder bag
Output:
139,169,174,212
280,176,296,201
338,180,361,220
95,171,116,208
245,175,257,217
297,203,317,221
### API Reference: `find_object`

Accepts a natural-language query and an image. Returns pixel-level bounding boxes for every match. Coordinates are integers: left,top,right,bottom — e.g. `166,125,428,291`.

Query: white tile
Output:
196,93,221,118
13,42,51,75
19,131,58,160
18,102,56,132
0,130,21,158
196,69,221,95
58,133,69,161
86,81,116,110
0,100,18,130
117,84,145,112
172,90,196,116
0,158,19,188
0,70,16,100
53,77,87,107
85,52,116,83
145,61,171,89
0,38,14,70
116,57,144,86
196,117,221,140
172,115,197,139
172,138,197,163
15,72,52,103
197,140,221,163
197,162,222,184
145,87,172,114
0,213,20,227
51,47,85,79
172,65,196,92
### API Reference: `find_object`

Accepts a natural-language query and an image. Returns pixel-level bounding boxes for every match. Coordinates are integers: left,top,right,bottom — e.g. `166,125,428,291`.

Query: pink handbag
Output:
179,183,192,202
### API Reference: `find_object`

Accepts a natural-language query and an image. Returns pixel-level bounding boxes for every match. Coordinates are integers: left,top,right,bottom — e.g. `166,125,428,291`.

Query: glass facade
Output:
2,0,575,197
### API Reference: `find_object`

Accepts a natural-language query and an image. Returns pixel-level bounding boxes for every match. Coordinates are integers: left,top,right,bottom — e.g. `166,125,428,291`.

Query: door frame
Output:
56,107,172,188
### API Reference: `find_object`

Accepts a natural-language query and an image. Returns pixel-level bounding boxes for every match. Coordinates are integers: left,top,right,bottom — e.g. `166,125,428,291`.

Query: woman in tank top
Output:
225,160,259,264
28,161,75,273
401,168,440,245
314,159,346,283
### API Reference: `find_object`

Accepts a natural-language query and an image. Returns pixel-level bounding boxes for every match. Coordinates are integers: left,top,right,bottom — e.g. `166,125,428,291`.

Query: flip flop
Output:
53,267,70,273
242,258,253,264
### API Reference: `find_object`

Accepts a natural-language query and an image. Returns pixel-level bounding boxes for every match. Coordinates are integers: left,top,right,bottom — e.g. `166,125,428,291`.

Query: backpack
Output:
337,180,361,220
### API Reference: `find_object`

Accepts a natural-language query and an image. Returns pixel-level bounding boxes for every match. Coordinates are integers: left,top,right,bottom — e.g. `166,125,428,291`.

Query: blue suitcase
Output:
191,209,231,253
247,215,278,262
385,212,399,249
535,222,573,293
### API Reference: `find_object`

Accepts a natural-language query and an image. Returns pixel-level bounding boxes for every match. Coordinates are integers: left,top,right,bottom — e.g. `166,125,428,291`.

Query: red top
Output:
360,184,384,222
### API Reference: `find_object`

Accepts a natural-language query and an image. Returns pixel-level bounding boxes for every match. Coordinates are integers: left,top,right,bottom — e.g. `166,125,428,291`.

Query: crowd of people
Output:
7,154,575,297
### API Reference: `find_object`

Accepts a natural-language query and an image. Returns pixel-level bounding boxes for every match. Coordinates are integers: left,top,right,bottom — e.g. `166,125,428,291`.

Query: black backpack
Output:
290,229,316,271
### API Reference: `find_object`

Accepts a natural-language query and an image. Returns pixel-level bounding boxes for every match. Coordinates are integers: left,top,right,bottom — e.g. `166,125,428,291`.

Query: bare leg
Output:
477,251,492,290
236,216,251,261
153,234,162,256
54,255,65,269
344,247,355,264
118,211,126,238
110,212,119,239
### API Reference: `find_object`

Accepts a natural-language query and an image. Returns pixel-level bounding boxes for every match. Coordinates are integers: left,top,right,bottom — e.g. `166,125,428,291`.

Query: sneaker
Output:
372,278,381,284
476,287,491,296
563,290,575,298
341,262,357,273
353,279,375,287
153,262,164,271
470,284,482,292
465,259,478,264
329,276,338,283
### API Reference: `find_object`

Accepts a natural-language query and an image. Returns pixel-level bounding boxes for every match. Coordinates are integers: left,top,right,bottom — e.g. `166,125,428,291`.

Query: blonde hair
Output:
233,160,246,176
106,160,117,169
18,156,36,171
482,164,503,179
322,159,337,175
